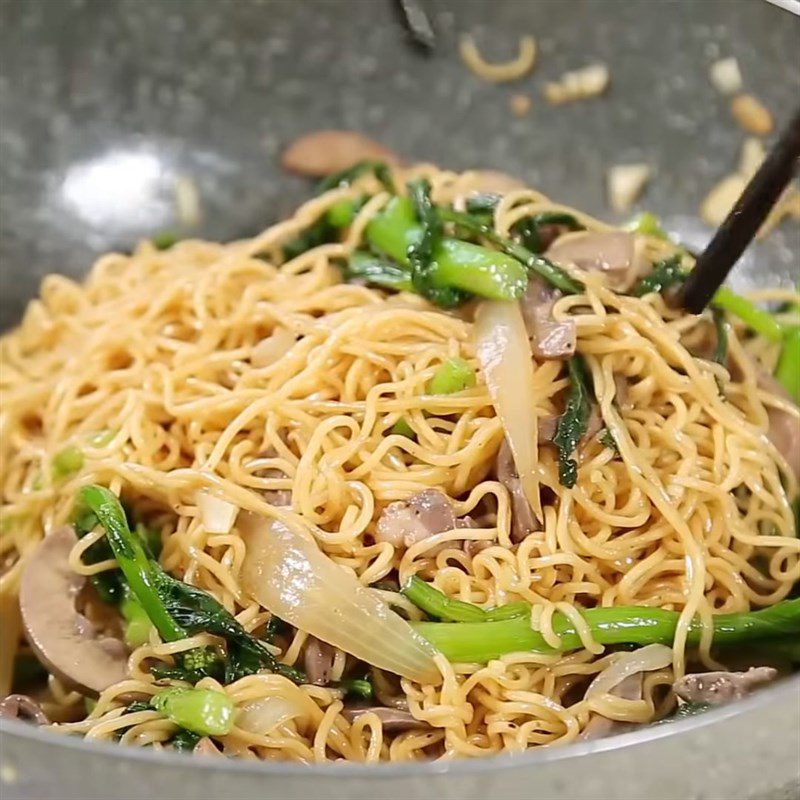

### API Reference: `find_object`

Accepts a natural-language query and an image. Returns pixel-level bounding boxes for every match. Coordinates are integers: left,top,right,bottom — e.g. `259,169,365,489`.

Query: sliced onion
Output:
196,490,239,534
587,644,673,698
239,513,440,685
236,696,307,735
474,300,542,520
251,327,296,368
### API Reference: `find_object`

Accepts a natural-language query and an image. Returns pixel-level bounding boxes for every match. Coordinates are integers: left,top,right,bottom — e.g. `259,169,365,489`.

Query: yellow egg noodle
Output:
1,165,797,762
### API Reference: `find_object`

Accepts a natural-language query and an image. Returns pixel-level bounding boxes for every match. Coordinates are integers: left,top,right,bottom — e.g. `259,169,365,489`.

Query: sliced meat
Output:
280,130,398,178
193,737,224,757
375,489,462,549
754,368,800,482
582,404,604,445
520,277,577,360
341,706,428,732
672,667,777,706
0,694,48,725
580,674,642,741
495,439,540,543
546,232,642,291
303,636,337,686
19,526,129,697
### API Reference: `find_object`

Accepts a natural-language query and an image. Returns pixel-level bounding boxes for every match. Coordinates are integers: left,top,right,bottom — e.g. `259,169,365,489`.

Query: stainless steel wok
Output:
1,1,798,798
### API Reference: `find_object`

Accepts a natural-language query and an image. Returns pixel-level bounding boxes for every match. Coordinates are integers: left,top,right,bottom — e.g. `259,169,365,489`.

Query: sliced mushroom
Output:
519,277,577,360
303,636,337,686
546,231,644,292
19,526,129,697
0,694,48,725
341,706,428,732
579,674,643,741
280,130,398,178
673,667,777,706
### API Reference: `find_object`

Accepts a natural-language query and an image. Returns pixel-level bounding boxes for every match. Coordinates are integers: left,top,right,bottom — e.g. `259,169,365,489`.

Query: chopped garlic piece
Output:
175,175,202,227
607,164,652,213
730,94,773,136
738,138,766,180
700,174,747,226
709,57,743,95
510,94,532,117
544,64,609,105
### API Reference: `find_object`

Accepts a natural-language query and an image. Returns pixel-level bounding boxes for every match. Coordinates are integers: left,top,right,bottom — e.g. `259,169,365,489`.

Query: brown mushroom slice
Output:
0,694,48,725
519,277,577,360
19,526,129,697
280,130,399,178
546,231,643,291
341,706,428,733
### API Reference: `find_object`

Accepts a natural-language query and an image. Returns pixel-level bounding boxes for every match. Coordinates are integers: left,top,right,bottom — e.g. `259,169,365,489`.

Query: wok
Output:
0,1,798,798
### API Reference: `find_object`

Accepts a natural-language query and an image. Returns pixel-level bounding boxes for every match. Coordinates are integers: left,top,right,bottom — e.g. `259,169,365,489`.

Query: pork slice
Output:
672,667,777,706
375,489,459,549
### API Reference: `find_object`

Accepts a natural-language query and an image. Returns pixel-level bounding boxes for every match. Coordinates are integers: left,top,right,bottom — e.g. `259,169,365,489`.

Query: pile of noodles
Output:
1,165,798,762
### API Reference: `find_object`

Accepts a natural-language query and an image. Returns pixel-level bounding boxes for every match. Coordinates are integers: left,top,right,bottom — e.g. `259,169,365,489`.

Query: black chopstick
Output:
680,106,800,314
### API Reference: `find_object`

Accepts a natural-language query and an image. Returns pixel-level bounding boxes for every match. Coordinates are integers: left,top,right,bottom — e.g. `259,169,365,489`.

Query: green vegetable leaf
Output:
402,575,529,623
344,251,413,292
553,357,593,488
438,207,582,294
171,729,202,753
407,179,471,309
78,485,305,685
152,687,235,736
632,255,686,297
511,212,583,254
151,231,180,251
411,597,800,663
775,327,800,403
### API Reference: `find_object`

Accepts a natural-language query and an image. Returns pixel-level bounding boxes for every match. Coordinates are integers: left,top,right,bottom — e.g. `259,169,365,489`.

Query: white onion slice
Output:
196,490,239,534
239,513,440,685
587,644,673,697
251,327,296,368
475,300,542,520
236,696,306,735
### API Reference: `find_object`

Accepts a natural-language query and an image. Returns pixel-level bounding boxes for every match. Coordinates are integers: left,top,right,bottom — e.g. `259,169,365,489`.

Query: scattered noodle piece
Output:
607,164,652,213
509,94,532,117
544,63,609,104
709,57,742,95
730,94,773,136
459,34,537,83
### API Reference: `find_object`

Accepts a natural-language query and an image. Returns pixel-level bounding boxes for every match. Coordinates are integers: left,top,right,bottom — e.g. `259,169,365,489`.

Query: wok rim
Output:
2,673,798,777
